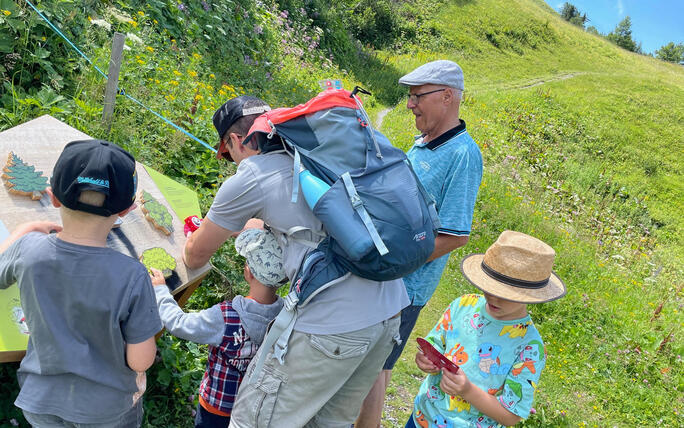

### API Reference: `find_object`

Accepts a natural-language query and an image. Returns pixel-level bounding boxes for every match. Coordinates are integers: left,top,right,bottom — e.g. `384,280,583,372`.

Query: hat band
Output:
481,261,549,289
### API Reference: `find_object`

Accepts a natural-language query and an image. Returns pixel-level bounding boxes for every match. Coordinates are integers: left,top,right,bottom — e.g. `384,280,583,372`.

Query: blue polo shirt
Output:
404,120,483,305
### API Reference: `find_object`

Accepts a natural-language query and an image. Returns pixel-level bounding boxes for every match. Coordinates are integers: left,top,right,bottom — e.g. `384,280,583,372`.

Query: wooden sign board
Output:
0,115,210,362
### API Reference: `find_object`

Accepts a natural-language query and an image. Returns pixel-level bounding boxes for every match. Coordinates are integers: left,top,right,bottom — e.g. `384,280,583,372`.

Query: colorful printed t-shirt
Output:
412,294,545,428
404,122,483,306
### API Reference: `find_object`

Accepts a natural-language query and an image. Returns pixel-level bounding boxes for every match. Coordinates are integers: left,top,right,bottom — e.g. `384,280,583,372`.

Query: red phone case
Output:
416,337,460,373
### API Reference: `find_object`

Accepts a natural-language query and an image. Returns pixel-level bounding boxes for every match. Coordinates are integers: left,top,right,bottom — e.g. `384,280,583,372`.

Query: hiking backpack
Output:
246,87,441,305
244,87,441,380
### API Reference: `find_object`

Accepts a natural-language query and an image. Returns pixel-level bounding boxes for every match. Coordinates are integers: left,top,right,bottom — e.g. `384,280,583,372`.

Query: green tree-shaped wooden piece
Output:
2,152,49,200
139,190,174,235
140,247,177,278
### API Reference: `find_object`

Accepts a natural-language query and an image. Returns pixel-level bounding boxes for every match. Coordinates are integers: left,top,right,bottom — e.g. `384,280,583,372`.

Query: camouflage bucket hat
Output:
235,228,287,288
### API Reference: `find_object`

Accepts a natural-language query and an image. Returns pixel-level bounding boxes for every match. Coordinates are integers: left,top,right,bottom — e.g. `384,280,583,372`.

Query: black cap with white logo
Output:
50,140,138,217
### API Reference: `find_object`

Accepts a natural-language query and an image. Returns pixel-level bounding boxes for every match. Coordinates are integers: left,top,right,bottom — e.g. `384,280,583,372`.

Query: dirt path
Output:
375,107,392,129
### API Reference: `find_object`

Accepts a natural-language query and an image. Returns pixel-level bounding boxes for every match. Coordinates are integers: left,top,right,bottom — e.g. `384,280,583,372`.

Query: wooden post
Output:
102,32,126,130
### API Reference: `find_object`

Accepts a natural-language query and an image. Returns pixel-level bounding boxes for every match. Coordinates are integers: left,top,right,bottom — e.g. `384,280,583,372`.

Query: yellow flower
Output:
41,36,46,41
146,46,154,53
2,10,11,16
194,94,203,100
219,89,226,96
209,74,215,78
138,11,145,16
173,70,182,76
155,79,160,84
192,53,201,59
165,95,176,101
169,80,179,86
189,71,198,77
137,59,145,65
153,19,158,24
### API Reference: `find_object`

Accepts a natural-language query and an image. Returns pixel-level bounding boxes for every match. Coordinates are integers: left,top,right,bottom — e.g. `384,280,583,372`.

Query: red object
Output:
246,89,362,139
416,337,460,374
184,215,202,237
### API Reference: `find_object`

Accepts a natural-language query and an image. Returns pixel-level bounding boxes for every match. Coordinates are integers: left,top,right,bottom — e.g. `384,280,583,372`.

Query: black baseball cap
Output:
212,96,270,161
50,139,138,217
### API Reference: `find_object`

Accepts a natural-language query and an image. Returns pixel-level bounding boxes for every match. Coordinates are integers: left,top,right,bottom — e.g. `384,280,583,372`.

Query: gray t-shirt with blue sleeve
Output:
0,232,162,424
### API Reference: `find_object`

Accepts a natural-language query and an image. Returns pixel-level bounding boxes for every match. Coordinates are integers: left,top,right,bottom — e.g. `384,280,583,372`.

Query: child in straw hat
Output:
407,231,566,428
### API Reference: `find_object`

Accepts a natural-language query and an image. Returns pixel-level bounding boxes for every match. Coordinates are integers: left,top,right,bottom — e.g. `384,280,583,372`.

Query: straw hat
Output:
460,231,566,304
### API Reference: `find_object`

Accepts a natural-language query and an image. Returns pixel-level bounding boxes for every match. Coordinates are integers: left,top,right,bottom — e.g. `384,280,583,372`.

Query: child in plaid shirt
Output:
151,228,286,427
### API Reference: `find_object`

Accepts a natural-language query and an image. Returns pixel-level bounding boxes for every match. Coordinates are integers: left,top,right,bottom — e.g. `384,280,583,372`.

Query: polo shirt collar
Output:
415,120,467,150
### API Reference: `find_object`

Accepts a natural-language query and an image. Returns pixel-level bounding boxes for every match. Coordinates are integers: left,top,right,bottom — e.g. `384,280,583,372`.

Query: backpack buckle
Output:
350,194,363,209
283,292,299,311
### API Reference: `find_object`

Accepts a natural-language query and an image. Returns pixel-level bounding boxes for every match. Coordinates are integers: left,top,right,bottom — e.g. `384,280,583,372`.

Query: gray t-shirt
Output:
207,152,409,334
0,233,162,423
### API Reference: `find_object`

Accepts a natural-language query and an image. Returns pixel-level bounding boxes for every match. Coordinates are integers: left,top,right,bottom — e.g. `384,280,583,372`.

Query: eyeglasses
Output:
408,88,446,105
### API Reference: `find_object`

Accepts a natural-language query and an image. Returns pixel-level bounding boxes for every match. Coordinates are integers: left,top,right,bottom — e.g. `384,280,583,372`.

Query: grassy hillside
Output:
379,0,683,426
0,0,682,426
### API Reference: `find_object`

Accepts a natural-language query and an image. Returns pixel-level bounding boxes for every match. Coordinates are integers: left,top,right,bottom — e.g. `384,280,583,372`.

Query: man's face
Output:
407,84,449,137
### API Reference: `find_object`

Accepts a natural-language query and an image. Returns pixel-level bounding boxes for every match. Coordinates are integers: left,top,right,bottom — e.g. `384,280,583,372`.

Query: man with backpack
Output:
356,60,484,428
183,95,409,427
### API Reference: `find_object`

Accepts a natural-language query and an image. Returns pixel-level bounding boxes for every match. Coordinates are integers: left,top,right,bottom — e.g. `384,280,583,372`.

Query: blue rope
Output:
22,0,216,153
119,89,217,152
24,0,107,79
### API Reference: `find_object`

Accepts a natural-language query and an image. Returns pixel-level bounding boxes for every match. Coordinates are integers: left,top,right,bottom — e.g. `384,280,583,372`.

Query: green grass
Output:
377,1,683,425
0,0,682,426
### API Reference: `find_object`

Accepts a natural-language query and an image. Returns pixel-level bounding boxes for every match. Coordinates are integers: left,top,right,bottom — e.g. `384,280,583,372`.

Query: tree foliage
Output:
140,247,177,278
655,42,684,63
1,152,48,200
607,16,639,53
559,2,588,28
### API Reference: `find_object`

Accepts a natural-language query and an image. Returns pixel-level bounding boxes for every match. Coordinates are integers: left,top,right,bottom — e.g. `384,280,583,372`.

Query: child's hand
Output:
439,366,472,396
19,221,62,235
415,349,440,374
149,268,166,286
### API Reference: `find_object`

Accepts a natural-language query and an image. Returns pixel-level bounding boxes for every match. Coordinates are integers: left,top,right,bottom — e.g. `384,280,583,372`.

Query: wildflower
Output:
138,11,145,16
129,20,138,28
209,73,215,78
201,1,210,11
169,80,179,86
153,19,158,24
254,25,263,35
137,59,145,65
177,3,187,12
189,71,197,77
2,9,11,16
173,70,182,76
146,46,154,53
194,94,203,100
192,52,201,60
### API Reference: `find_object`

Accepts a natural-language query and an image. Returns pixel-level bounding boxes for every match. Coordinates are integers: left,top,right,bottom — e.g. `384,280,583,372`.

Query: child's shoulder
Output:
449,293,484,310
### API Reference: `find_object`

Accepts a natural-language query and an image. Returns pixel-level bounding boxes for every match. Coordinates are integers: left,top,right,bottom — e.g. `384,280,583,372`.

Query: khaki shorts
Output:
229,316,401,428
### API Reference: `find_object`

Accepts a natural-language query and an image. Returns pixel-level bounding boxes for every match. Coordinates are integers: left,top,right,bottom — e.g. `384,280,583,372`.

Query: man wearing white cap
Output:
357,60,483,427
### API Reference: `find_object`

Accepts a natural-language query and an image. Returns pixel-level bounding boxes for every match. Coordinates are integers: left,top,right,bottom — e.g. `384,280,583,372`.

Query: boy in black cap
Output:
0,140,162,427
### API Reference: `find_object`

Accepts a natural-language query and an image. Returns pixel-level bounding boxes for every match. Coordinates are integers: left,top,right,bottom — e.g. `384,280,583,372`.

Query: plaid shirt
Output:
199,300,259,414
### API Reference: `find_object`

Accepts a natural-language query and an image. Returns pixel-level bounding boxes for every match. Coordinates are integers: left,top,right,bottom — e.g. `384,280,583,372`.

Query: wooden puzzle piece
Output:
2,152,49,200
139,190,174,235
140,247,177,278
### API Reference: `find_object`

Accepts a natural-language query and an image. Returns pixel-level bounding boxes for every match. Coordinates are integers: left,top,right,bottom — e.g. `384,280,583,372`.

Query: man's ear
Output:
117,202,138,218
229,132,242,147
46,187,61,208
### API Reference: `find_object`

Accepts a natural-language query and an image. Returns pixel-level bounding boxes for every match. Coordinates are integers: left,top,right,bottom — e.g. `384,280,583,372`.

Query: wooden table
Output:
0,115,210,362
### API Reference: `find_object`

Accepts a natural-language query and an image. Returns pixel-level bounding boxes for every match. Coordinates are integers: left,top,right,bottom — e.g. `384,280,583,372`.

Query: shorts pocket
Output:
309,333,370,360
249,362,286,427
